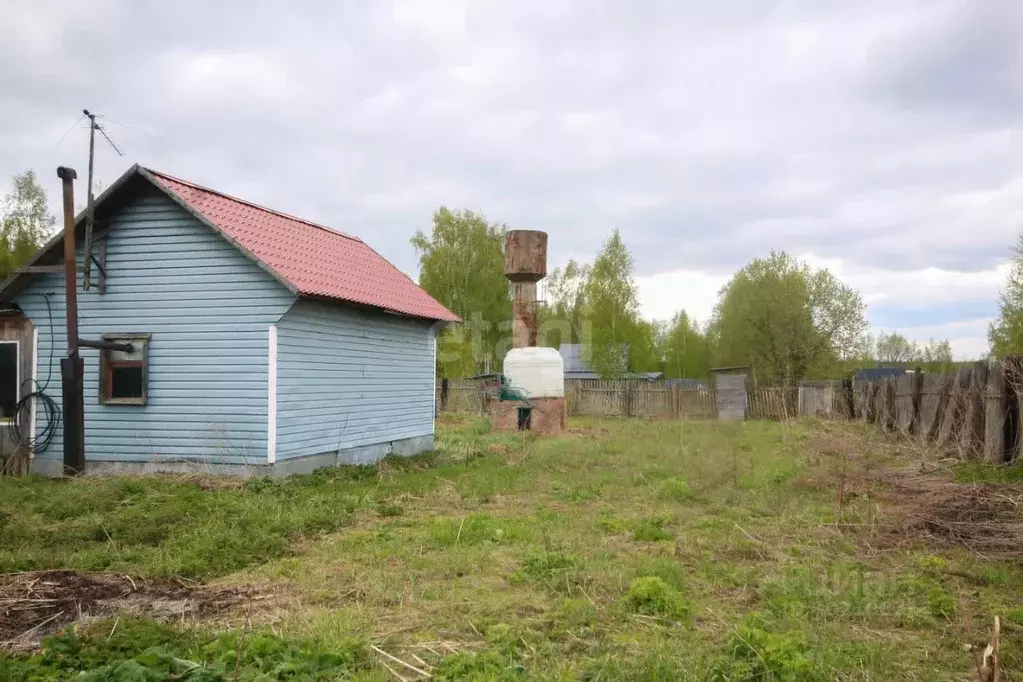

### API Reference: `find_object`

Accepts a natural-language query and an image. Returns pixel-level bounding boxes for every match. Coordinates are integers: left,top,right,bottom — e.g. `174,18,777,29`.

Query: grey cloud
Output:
861,0,1023,124
1,0,1022,280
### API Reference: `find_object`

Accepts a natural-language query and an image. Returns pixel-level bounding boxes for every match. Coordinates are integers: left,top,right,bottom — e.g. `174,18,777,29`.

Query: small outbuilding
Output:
0,306,34,474
0,164,459,476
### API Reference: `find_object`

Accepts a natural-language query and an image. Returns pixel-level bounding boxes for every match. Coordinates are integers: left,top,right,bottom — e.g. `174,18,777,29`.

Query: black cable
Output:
8,294,60,454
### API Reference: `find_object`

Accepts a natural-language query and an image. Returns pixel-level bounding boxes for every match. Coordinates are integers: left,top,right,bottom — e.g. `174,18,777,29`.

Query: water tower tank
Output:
504,347,565,398
505,231,548,282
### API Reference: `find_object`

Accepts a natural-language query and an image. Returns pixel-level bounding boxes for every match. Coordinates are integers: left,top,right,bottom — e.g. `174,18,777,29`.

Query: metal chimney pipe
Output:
57,166,85,475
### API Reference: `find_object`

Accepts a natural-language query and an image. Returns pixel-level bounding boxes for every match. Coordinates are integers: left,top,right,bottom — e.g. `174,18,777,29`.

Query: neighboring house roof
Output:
560,343,627,373
558,343,663,380
853,367,908,381
564,370,601,380
633,371,664,380
0,164,460,323
559,344,591,374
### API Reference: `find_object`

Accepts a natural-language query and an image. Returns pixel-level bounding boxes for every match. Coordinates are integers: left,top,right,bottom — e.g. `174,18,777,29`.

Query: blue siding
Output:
14,187,295,464
275,299,435,460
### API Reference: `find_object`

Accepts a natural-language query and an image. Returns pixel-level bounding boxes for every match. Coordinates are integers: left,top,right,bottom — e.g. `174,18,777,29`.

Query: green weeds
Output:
623,576,691,621
1,416,1020,680
0,619,367,681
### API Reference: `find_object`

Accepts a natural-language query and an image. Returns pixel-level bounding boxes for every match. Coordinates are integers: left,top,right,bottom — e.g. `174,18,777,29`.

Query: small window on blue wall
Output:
0,341,17,421
99,334,150,405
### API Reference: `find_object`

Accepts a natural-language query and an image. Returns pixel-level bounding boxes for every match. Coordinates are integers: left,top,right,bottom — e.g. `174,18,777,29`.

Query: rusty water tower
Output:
488,230,566,434
505,230,547,348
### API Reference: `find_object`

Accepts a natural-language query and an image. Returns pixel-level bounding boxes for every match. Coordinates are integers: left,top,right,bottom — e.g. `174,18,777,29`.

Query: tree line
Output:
0,171,1001,380
414,208,964,381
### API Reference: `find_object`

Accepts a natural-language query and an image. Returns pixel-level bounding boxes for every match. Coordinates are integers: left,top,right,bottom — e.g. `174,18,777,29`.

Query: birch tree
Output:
0,171,55,281
989,234,1023,358
412,207,510,377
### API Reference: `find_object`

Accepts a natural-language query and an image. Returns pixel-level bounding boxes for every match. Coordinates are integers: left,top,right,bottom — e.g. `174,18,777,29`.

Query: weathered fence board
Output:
918,372,952,444
936,368,968,449
1005,357,1023,460
856,381,878,423
798,382,837,416
851,381,864,419
749,387,796,420
436,379,486,414
894,373,919,435
984,362,1007,463
958,362,988,459
878,378,897,432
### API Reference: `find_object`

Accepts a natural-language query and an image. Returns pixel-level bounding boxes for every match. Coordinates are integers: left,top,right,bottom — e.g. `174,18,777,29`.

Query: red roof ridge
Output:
144,167,364,244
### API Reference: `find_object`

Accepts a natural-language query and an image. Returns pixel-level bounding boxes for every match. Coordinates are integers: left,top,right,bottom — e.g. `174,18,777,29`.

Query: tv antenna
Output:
82,109,123,290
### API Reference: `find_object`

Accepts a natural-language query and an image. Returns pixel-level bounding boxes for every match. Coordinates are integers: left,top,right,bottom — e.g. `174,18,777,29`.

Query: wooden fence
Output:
438,360,1022,463
840,360,1020,463
438,378,794,421
564,380,717,419
437,379,716,419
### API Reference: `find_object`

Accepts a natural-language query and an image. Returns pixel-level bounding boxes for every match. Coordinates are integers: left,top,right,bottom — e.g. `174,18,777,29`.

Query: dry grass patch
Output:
3,415,1022,679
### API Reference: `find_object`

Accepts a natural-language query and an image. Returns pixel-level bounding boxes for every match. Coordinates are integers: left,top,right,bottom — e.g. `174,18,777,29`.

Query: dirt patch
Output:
877,469,1023,559
803,428,1023,559
0,570,270,651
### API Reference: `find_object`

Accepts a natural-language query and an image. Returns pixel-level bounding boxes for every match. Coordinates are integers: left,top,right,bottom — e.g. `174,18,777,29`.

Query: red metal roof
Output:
145,169,459,323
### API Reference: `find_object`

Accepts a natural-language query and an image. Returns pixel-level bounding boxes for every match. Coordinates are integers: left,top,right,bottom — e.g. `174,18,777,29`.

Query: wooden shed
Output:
0,307,34,474
0,164,458,477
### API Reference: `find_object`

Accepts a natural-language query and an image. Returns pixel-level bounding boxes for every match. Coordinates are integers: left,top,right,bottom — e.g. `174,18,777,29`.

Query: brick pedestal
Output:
488,397,566,434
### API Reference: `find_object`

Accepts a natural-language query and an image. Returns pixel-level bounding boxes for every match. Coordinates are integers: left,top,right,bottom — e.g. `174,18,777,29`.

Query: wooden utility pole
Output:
80,109,121,290
82,110,96,290
57,166,85,475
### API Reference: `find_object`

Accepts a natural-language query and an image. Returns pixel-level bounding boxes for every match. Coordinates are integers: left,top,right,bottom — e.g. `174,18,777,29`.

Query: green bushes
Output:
658,477,694,501
0,619,368,681
711,616,819,681
623,577,690,621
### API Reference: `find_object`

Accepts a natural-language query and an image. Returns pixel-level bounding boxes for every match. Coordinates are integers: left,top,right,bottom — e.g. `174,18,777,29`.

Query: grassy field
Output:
1,415,1021,680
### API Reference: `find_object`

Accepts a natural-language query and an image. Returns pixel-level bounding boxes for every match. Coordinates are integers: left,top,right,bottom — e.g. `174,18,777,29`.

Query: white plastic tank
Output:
503,347,565,398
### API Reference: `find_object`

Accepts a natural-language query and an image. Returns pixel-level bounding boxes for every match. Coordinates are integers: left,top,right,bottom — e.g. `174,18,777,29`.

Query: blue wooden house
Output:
0,165,459,476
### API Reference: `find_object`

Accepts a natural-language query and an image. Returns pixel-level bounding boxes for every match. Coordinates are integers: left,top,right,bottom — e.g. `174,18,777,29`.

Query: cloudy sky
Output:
3,0,1022,358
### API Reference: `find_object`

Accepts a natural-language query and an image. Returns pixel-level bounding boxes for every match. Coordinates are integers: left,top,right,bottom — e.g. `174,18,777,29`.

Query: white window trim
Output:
267,324,277,464
30,329,38,454
0,339,19,425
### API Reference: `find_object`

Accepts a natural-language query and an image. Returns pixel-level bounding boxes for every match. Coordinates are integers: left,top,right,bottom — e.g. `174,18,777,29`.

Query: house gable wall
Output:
274,299,436,462
14,185,295,465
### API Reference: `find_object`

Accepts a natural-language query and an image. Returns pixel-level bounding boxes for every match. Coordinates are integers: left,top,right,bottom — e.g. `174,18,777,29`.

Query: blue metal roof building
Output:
558,344,663,380
853,367,909,381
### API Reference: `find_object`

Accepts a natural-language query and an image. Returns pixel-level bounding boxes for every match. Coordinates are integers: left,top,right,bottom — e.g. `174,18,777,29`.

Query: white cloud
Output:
2,0,1022,348
798,254,1010,308
392,0,469,46
635,254,1007,358
635,269,730,325
874,319,992,360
